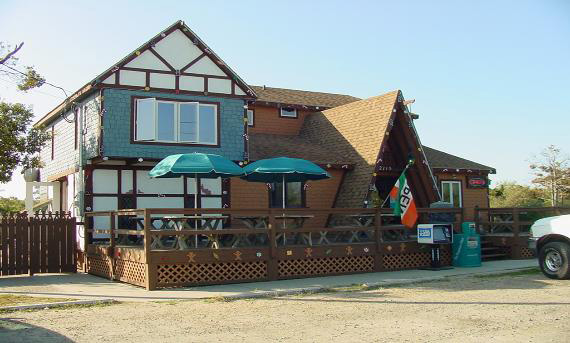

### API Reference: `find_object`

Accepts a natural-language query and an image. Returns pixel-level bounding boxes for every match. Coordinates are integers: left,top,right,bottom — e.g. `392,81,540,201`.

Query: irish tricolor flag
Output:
389,171,418,228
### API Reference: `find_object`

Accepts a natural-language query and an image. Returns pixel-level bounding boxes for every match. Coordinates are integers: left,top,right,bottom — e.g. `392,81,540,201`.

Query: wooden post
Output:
109,211,116,280
83,213,90,273
474,206,480,235
374,209,383,272
267,209,278,280
512,208,522,259
143,209,156,290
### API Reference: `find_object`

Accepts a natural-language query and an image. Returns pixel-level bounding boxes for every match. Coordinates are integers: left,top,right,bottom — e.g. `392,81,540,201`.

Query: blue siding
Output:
102,89,245,161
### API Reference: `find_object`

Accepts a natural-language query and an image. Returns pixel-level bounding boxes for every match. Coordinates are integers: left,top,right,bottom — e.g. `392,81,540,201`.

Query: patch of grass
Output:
0,294,75,307
475,268,540,279
0,300,117,314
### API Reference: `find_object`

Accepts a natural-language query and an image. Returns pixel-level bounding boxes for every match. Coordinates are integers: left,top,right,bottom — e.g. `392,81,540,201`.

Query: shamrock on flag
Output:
389,171,418,228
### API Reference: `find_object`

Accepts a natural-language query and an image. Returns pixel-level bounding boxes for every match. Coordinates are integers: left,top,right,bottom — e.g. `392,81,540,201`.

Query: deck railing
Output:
82,207,463,290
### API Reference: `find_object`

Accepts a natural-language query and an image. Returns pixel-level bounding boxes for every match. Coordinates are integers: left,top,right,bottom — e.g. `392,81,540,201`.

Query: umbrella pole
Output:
195,173,198,247
282,175,286,245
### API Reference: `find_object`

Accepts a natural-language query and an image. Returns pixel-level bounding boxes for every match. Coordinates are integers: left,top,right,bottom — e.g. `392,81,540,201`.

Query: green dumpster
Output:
452,222,481,267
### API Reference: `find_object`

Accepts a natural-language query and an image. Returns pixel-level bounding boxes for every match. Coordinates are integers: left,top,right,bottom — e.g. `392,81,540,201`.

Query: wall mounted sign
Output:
467,176,488,189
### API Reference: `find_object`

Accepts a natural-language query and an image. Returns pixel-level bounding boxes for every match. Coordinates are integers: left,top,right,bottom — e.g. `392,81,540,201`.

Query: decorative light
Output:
138,158,144,162
102,156,109,161
144,86,150,91
135,51,141,56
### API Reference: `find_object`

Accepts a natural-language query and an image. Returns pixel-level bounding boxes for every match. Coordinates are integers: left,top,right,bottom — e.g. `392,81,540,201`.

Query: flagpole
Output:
380,159,414,208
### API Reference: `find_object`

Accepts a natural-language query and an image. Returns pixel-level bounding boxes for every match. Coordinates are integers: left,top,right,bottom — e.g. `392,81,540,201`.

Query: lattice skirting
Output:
156,261,267,287
519,247,535,259
115,259,147,287
383,249,451,270
87,255,112,279
278,256,374,278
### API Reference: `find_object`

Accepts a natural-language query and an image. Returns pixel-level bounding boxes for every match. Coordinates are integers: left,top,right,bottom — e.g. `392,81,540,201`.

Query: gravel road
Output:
1,270,569,342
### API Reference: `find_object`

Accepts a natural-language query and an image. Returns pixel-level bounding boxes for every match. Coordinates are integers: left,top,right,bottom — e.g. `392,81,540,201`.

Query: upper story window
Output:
441,180,462,207
134,98,218,145
246,109,254,127
280,107,298,118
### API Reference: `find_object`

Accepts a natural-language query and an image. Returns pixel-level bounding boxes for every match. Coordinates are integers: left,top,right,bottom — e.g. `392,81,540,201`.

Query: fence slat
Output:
40,216,48,273
29,217,38,275
68,218,77,272
0,218,6,276
7,216,16,275
20,216,29,275
15,216,23,275
57,216,66,272
47,216,58,273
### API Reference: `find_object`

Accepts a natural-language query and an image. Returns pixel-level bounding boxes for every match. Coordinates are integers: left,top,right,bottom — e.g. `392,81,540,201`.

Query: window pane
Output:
199,105,216,144
136,98,155,141
157,102,175,141
452,182,461,206
441,182,451,204
287,182,302,207
247,109,254,126
271,182,284,208
200,178,221,195
180,103,198,142
281,107,297,117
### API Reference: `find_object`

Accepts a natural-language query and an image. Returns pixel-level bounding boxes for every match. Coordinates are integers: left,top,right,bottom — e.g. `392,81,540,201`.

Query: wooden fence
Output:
84,207,463,290
0,212,76,276
474,206,570,259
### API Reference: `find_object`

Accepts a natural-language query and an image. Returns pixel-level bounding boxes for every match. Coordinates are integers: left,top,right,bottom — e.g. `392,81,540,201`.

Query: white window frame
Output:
441,181,462,207
247,109,254,127
134,98,218,145
280,107,298,118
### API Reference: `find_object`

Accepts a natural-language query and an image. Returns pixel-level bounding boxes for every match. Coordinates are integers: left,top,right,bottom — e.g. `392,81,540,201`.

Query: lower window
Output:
441,181,462,207
270,182,305,208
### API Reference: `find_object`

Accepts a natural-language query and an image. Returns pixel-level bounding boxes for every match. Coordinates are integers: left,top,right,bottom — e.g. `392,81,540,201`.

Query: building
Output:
29,20,495,226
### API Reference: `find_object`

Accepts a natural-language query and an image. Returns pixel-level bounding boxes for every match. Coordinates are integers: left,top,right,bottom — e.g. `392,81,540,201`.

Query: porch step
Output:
482,253,509,260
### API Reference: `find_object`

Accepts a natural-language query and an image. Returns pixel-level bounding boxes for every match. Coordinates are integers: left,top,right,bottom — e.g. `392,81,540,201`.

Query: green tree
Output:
529,145,570,206
0,196,25,213
0,102,50,183
490,182,546,208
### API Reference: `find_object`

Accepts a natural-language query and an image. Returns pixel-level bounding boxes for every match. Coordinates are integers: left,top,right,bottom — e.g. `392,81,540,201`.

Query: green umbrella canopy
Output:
149,153,244,179
241,157,330,183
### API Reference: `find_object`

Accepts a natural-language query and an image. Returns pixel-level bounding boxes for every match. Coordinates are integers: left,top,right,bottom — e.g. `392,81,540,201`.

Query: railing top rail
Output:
476,207,570,212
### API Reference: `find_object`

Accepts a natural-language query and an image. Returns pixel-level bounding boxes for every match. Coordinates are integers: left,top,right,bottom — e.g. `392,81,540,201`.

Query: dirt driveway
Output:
1,269,569,342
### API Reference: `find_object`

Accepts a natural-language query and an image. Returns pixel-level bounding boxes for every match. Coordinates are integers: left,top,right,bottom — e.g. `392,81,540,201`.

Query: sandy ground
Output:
1,270,569,342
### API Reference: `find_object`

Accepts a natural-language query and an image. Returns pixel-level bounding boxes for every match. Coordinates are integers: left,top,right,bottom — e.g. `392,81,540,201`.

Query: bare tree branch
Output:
0,42,24,65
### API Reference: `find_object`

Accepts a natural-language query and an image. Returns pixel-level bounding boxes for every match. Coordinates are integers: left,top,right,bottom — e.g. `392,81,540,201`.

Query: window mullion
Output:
196,104,200,144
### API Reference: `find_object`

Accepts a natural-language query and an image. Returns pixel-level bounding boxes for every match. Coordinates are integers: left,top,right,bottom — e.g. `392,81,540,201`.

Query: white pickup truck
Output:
529,214,570,279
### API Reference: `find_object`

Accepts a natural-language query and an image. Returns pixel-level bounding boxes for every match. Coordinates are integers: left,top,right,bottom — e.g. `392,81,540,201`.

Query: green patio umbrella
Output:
241,157,331,209
149,153,244,209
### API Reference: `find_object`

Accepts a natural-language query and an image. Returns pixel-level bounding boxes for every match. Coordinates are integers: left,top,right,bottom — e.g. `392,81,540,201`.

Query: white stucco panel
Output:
186,56,226,76
208,78,232,94
235,86,246,96
125,50,171,71
102,73,116,84
155,29,203,70
120,70,146,87
93,169,118,194
149,73,175,89
179,75,204,92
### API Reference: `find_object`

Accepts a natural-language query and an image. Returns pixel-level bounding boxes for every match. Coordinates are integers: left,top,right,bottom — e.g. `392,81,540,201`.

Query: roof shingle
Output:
250,86,360,109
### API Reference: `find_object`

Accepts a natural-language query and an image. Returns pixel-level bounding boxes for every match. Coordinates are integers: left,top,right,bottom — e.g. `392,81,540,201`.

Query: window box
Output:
280,107,298,118
133,97,219,146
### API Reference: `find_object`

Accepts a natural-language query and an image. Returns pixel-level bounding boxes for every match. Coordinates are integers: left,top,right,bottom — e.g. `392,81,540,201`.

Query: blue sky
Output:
1,0,569,199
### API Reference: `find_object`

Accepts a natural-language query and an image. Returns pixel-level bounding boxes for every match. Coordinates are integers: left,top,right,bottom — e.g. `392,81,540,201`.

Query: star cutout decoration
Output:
400,243,407,252
305,247,313,258
502,238,507,245
234,251,242,261
346,246,353,255
213,252,220,260
186,252,196,263
387,245,393,252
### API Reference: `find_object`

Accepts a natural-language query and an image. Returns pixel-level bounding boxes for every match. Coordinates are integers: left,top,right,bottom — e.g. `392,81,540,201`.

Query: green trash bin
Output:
452,222,481,267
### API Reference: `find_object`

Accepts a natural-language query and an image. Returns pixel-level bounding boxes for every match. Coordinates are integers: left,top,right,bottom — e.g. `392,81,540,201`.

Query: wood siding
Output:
435,172,490,221
248,105,313,135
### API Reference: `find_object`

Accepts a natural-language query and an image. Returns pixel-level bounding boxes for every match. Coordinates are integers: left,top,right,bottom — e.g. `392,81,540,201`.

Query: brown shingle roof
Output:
250,86,360,108
422,146,496,173
249,134,352,165
299,90,401,208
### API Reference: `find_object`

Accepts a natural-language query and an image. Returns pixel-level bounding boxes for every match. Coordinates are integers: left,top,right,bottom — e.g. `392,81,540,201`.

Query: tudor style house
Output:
30,20,494,235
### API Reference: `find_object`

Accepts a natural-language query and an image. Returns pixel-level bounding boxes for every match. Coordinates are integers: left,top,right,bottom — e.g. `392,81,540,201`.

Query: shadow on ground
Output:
0,318,73,343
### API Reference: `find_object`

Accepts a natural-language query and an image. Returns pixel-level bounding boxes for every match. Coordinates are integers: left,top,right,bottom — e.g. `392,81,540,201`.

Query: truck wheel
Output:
539,242,570,280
